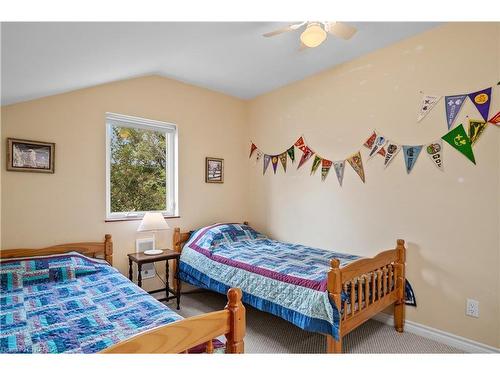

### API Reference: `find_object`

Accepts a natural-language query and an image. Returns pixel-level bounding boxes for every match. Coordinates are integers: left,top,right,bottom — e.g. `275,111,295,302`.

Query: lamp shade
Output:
137,212,170,232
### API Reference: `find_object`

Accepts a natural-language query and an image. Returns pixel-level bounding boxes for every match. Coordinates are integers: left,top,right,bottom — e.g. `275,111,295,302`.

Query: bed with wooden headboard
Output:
1,235,245,354
172,222,406,354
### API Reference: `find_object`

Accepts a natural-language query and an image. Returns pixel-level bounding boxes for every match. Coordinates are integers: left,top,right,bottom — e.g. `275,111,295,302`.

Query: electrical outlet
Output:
466,298,479,318
141,263,155,279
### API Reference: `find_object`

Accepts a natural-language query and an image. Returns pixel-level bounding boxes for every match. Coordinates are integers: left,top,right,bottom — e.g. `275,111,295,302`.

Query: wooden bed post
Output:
394,239,406,333
104,234,113,265
326,259,343,354
224,288,246,354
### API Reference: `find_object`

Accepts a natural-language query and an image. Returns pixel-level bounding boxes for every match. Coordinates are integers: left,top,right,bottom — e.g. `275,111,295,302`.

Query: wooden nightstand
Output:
127,249,181,309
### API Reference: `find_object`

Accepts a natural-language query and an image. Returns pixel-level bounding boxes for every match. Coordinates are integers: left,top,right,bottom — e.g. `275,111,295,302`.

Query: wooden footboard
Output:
326,239,406,353
101,288,245,354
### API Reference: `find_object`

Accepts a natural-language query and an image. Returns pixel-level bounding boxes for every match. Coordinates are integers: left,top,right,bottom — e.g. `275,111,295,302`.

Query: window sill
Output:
105,215,180,223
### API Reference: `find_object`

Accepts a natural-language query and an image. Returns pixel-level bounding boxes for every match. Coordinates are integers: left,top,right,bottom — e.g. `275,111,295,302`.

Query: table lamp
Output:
137,212,170,255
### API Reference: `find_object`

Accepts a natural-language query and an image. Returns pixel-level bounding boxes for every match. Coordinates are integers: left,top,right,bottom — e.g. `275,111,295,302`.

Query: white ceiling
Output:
1,22,439,105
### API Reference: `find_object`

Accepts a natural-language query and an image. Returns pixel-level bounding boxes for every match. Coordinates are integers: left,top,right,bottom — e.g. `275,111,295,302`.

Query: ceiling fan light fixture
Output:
300,23,327,48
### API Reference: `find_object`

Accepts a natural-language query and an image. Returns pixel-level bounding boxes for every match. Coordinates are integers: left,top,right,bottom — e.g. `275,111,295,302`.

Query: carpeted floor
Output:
163,290,463,354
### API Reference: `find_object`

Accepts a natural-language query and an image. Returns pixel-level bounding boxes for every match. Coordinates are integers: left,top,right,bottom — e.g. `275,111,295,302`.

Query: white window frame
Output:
105,112,178,220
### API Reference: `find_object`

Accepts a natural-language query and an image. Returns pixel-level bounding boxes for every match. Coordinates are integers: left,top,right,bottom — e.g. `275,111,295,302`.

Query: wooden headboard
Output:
0,234,113,265
173,222,248,254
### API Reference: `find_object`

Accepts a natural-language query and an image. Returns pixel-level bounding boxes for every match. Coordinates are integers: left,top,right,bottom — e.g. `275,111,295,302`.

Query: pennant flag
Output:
279,152,287,172
364,131,376,148
488,111,500,126
249,143,257,158
383,141,402,168
402,145,423,174
297,146,314,169
425,140,444,171
368,135,387,158
263,154,271,174
347,152,365,183
333,161,345,186
445,94,467,129
417,94,441,122
311,155,322,175
468,87,491,122
256,150,263,162
363,131,385,156
321,159,332,181
294,136,308,152
442,124,476,164
468,119,487,145
287,146,295,162
271,155,279,174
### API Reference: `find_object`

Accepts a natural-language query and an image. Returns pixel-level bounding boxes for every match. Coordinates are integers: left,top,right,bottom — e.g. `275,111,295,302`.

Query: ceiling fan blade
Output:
263,22,305,38
327,22,357,40
263,26,294,38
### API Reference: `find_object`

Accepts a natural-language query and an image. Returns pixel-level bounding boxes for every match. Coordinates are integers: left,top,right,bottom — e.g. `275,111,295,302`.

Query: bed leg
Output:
394,239,406,333
394,302,405,333
224,288,245,354
326,335,342,354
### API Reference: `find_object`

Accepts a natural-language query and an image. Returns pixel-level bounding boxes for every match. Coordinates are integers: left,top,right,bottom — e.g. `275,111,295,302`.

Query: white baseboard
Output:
371,313,499,353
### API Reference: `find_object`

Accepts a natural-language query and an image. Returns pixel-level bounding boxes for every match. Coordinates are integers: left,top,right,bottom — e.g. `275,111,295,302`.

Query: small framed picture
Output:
7,138,55,173
205,157,224,183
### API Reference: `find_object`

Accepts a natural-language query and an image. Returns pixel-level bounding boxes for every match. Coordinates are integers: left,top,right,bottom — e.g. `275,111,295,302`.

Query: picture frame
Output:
205,157,224,183
7,138,55,173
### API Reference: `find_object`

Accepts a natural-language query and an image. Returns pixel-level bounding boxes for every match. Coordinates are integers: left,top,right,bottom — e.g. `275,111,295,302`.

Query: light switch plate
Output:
466,298,479,318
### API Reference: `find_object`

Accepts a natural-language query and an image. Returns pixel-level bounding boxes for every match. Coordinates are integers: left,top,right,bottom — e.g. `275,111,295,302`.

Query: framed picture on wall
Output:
205,157,224,183
7,138,55,173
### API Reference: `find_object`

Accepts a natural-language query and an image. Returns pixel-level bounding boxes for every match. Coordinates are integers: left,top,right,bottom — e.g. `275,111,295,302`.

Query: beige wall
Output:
246,22,500,348
1,23,499,348
1,75,249,290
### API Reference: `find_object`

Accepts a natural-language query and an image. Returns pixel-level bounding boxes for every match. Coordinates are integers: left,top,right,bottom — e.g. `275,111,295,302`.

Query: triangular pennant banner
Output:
383,141,402,168
287,146,295,162
256,150,263,162
249,143,257,158
445,94,467,129
271,155,279,174
297,146,314,169
364,131,376,148
279,152,287,172
263,154,271,174
425,140,444,171
347,152,365,183
294,136,307,152
363,131,386,156
310,155,322,175
468,87,492,122
333,161,345,186
488,111,500,125
468,119,487,145
368,135,387,158
417,94,441,122
442,124,476,164
402,145,423,174
321,159,332,181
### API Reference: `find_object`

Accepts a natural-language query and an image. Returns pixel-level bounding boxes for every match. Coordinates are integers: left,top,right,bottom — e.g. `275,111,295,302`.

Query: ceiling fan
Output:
263,21,357,49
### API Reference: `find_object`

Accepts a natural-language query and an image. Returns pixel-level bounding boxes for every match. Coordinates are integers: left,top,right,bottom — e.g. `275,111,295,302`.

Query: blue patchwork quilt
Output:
179,223,415,340
0,253,182,353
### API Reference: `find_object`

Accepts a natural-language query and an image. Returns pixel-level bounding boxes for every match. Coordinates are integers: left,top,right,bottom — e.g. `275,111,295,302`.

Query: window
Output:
106,113,178,220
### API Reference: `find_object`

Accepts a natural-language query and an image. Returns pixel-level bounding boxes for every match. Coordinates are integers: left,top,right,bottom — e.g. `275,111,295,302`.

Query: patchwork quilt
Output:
179,223,415,340
0,253,182,353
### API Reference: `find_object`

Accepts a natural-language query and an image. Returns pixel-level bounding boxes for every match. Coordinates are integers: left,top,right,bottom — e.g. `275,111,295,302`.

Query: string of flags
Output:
418,84,498,129
249,114,499,186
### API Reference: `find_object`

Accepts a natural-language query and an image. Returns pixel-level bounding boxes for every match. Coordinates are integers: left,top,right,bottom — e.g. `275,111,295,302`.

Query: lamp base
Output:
144,249,164,256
